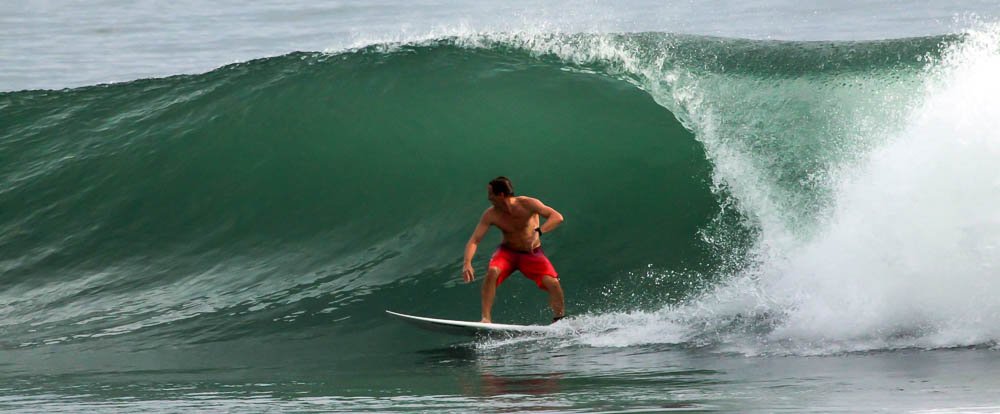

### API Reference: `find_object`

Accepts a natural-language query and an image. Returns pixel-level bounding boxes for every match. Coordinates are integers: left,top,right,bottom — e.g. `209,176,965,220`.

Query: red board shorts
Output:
488,244,559,290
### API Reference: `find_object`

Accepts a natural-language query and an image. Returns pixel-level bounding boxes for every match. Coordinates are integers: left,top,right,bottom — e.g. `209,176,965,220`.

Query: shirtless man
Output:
463,176,565,323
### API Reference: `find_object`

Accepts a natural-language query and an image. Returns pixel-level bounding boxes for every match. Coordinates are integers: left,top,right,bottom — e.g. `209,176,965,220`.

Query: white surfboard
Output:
386,310,556,336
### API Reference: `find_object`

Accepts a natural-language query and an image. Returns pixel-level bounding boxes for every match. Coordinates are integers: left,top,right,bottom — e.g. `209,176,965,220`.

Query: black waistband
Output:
500,244,543,254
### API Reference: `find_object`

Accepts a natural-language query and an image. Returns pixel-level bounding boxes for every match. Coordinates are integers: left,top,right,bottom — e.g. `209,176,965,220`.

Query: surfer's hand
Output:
463,263,475,283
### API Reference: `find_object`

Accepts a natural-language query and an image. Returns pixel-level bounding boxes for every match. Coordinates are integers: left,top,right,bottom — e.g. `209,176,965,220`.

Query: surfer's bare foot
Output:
480,318,491,324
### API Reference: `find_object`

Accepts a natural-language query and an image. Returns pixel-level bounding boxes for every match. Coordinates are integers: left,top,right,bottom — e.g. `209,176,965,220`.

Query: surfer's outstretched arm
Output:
463,210,492,283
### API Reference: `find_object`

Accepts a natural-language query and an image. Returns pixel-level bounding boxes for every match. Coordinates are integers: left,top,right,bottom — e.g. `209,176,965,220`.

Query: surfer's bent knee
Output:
486,267,501,280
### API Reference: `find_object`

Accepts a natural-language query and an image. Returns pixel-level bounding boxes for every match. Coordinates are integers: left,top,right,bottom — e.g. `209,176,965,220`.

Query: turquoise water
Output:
4,4,1000,412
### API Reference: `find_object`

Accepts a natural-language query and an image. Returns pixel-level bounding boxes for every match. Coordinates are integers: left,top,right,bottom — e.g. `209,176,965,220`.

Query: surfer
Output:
463,176,565,323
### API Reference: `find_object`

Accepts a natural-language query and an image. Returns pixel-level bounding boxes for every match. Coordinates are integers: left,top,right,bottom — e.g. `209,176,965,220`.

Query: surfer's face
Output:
487,187,498,204
487,186,505,207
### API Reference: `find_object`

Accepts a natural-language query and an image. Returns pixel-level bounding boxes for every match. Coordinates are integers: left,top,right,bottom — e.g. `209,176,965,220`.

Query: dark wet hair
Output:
489,176,514,196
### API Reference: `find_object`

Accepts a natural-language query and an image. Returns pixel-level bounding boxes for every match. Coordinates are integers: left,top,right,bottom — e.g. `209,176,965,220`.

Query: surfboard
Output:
386,310,555,336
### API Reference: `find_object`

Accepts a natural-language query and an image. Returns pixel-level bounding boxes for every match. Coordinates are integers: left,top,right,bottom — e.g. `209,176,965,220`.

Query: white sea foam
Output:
554,22,1000,355
753,23,1000,351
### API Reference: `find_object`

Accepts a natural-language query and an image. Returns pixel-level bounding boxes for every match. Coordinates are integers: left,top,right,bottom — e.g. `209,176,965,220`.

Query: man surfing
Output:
463,176,565,323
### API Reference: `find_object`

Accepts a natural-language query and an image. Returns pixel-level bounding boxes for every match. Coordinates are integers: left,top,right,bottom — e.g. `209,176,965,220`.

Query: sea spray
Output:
567,24,1000,354
762,23,1000,350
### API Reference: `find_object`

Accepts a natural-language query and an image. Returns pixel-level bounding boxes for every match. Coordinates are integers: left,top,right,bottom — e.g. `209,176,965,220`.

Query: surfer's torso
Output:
486,196,541,252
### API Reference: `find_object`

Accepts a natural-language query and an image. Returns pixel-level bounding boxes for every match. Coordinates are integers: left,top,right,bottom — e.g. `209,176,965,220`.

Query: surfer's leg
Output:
520,249,562,320
481,266,502,323
484,248,515,323
538,276,565,320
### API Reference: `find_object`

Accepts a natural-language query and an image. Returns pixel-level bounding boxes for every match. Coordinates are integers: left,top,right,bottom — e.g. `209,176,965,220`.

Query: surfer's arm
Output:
527,198,563,234
463,210,491,282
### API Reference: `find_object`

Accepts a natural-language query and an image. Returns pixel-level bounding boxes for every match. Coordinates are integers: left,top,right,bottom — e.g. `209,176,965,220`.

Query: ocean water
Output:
3,1,1000,412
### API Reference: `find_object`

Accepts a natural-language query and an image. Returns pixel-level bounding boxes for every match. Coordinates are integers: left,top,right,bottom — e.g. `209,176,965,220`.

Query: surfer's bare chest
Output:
490,204,539,240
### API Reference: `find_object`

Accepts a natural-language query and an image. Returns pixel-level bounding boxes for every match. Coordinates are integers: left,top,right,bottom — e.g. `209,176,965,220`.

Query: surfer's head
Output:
487,176,514,204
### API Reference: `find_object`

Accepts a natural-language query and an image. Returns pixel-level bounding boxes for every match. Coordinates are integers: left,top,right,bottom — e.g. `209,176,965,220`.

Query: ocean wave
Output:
3,26,997,354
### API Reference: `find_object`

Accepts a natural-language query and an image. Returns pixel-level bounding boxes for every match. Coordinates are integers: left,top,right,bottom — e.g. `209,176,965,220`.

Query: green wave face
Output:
0,32,957,354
